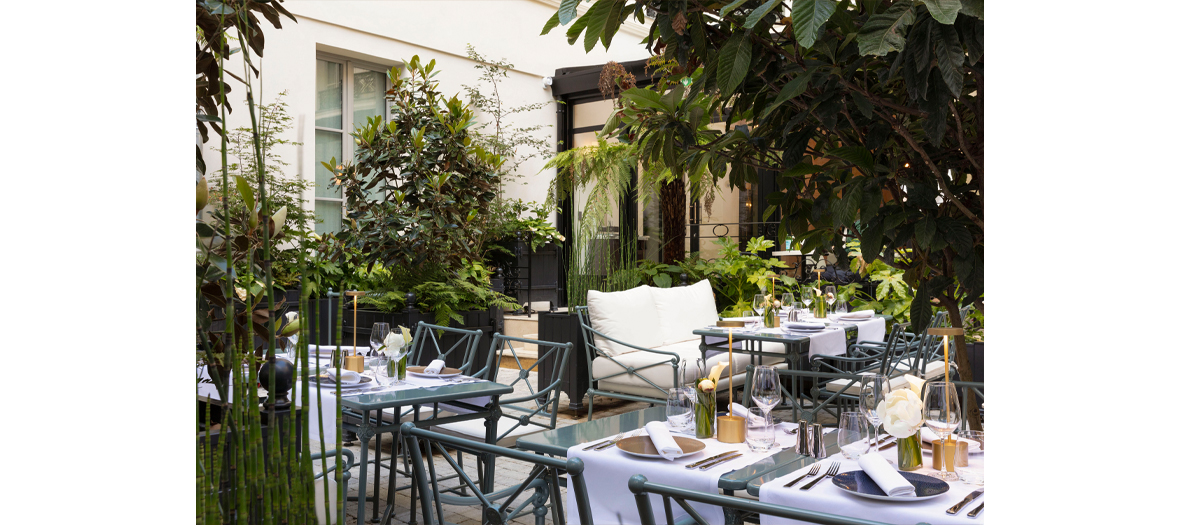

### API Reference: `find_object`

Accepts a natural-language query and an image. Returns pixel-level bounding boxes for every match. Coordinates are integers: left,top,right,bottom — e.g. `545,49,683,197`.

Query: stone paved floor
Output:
320,369,833,525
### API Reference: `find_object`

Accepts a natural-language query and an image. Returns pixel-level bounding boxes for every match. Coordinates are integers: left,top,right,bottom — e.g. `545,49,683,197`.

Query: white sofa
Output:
579,279,789,418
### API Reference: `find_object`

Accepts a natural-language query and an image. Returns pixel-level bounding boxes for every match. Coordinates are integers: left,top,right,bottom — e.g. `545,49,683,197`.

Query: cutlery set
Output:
947,489,985,518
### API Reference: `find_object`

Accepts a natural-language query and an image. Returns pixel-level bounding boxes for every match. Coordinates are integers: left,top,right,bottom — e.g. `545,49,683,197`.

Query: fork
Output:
800,463,840,490
593,430,636,451
784,464,822,488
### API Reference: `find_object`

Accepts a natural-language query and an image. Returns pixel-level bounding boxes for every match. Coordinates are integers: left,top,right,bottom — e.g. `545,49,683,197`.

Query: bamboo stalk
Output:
334,290,345,524
315,289,331,521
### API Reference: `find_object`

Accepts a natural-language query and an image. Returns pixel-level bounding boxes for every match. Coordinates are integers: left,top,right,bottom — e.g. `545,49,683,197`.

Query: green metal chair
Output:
408,321,486,376
401,422,595,525
627,474,930,525
574,305,685,420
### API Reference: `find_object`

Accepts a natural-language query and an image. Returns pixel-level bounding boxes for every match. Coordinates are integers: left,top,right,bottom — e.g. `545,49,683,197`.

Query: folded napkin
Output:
919,427,981,452
644,421,684,461
727,404,790,432
423,359,447,375
837,310,874,320
858,453,916,497
786,322,825,330
324,368,361,384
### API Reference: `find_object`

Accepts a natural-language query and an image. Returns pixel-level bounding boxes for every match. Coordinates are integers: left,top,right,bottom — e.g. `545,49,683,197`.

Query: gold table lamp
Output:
927,326,965,472
716,321,746,443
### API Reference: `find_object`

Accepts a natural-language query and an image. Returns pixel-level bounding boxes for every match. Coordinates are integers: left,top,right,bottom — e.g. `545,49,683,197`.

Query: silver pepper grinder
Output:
794,421,811,457
810,423,828,459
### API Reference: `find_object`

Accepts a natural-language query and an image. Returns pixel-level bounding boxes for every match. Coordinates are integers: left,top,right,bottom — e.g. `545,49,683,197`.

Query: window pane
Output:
314,200,343,234
316,60,343,129
315,130,342,199
353,68,386,127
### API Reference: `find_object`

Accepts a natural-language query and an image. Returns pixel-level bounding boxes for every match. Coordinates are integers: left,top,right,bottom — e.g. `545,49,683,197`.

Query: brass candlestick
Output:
343,291,367,373
717,325,746,443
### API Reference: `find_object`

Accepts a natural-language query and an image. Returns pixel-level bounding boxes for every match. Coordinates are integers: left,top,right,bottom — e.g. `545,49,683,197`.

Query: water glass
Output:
745,406,775,453
741,310,757,329
370,323,391,356
923,382,962,480
750,365,781,413
666,387,695,433
837,412,872,459
958,429,984,485
753,294,767,316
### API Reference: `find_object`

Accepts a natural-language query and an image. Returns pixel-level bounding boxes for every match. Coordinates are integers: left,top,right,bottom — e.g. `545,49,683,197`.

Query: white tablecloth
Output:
759,442,985,524
566,422,799,525
199,360,490,444
850,317,886,344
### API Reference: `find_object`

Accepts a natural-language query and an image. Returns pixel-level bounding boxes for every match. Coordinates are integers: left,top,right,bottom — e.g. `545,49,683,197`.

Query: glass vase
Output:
897,433,923,471
397,356,408,381
813,299,827,318
694,387,717,439
763,307,778,328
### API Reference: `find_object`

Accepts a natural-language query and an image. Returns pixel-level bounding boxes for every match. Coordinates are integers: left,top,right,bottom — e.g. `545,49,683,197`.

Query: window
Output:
314,55,389,234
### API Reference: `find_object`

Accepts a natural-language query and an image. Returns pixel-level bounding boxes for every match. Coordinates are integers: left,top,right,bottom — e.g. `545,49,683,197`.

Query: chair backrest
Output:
627,474,923,525
408,322,484,376
400,422,595,525
475,333,573,441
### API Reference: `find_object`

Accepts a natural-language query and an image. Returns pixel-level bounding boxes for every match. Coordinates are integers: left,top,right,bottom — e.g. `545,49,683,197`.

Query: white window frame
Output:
314,53,393,232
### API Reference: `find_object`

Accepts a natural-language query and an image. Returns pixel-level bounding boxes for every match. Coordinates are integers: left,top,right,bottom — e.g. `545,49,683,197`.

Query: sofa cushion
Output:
650,279,720,346
587,286,663,357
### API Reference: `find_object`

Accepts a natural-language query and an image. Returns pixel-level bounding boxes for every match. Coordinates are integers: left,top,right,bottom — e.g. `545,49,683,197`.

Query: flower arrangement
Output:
875,388,925,470
379,326,414,380
694,363,728,438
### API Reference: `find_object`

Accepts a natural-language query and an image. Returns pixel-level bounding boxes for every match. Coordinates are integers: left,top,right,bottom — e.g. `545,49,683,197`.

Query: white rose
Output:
284,311,298,323
876,389,924,438
383,331,406,353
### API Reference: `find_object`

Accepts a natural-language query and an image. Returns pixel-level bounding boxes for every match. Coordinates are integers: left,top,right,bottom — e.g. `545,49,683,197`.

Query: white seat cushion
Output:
824,372,910,395
649,279,720,346
895,360,948,379
592,339,787,399
433,417,548,448
587,286,663,357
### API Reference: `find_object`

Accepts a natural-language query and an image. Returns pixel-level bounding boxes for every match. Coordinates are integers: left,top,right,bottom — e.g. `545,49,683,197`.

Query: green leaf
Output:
850,91,873,119
717,32,753,96
541,11,561,35
601,0,627,49
960,0,983,19
858,0,917,56
829,146,874,174
914,216,937,249
743,0,784,29
623,87,673,112
783,162,826,178
910,282,932,331
760,69,815,118
792,0,837,49
940,220,974,255
832,180,863,227
921,0,962,24
720,0,753,18
566,10,592,45
557,0,579,25
933,22,965,97
581,0,613,52
234,175,255,211
653,273,672,288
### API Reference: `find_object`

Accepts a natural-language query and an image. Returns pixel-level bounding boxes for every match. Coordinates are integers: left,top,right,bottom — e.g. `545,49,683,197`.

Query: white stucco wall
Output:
201,0,652,225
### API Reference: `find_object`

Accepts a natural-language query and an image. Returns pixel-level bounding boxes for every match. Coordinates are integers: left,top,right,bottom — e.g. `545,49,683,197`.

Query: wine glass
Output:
823,286,837,310
858,373,892,454
923,382,962,481
750,365,782,414
801,289,813,310
752,294,767,316
370,323,391,357
780,293,795,311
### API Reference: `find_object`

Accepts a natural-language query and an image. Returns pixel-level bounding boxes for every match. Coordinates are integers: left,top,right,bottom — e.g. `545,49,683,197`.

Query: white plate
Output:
831,470,950,502
316,375,373,389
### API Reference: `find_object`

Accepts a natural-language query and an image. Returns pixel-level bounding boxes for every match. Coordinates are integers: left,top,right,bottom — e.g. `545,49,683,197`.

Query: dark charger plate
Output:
831,470,950,502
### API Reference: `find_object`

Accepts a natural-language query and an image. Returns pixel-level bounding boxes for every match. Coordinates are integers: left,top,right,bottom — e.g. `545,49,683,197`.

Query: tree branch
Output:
887,115,985,232
948,102,982,175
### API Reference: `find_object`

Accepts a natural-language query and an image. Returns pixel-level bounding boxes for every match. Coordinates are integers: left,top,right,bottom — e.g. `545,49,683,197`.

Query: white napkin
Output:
858,453,916,497
324,368,361,384
786,322,825,330
644,421,684,460
423,359,446,375
837,310,874,320
919,427,981,452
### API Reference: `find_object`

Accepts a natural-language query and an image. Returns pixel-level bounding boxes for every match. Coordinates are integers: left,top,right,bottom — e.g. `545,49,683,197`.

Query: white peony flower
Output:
383,331,406,353
284,311,298,323
876,389,924,438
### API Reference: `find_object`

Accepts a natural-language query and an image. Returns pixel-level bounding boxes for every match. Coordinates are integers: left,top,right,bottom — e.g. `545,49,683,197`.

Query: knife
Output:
947,489,984,514
685,450,740,469
698,453,744,471
967,501,984,518
876,437,899,451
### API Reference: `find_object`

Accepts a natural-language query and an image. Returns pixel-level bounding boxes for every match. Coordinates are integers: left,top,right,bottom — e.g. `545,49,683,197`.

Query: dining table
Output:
198,353,514,525
516,406,837,525
693,313,890,421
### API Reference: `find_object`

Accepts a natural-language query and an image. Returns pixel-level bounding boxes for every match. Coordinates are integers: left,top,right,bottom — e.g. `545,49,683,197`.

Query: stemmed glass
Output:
858,373,892,454
923,382,962,480
752,294,767,317
801,289,813,313
780,293,795,311
823,286,837,312
370,323,391,357
750,365,782,415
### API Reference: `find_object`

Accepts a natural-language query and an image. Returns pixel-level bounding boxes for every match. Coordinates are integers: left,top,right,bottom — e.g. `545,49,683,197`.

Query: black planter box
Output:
965,341,984,383
537,311,589,412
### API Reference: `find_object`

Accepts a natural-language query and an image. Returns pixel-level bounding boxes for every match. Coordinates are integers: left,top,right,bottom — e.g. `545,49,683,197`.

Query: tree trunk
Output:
659,175,687,264
944,304,982,431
